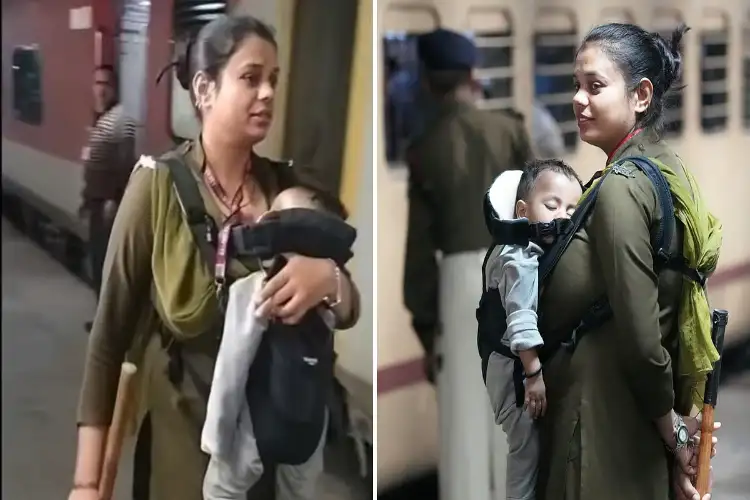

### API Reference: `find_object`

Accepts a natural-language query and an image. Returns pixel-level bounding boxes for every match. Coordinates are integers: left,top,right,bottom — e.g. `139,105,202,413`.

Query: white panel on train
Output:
119,0,152,153
598,7,633,24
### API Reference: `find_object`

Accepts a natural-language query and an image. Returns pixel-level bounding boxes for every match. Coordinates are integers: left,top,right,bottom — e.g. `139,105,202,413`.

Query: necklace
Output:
203,158,258,223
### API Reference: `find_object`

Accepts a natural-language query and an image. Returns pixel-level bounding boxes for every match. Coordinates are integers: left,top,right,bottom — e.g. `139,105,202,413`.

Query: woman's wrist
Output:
655,410,679,450
323,259,342,308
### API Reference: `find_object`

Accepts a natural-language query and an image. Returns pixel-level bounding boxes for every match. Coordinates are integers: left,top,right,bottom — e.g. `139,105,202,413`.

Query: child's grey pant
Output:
203,410,328,500
485,352,539,500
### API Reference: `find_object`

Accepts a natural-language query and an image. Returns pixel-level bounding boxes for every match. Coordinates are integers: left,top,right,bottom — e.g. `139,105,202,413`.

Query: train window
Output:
383,32,425,164
534,30,579,151
474,31,514,112
699,30,730,132
170,0,228,141
744,24,750,129
11,46,43,126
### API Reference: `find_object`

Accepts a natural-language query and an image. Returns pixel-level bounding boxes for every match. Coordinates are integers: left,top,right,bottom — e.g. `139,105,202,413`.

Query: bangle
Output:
523,366,543,379
324,260,342,308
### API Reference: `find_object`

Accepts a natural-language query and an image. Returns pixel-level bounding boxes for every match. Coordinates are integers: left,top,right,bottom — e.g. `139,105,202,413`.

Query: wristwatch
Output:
670,414,690,454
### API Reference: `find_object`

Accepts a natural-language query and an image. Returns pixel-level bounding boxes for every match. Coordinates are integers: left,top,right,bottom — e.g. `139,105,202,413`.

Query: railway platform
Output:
1,218,371,500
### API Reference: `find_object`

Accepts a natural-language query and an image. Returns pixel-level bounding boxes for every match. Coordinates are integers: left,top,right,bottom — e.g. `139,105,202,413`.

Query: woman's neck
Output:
605,127,643,164
201,132,253,188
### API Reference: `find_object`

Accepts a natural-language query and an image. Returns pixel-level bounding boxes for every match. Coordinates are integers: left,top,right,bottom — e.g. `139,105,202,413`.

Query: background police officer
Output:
402,28,534,500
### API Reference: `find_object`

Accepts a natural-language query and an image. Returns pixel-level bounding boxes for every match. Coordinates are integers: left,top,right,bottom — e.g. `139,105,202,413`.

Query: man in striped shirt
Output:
79,64,137,332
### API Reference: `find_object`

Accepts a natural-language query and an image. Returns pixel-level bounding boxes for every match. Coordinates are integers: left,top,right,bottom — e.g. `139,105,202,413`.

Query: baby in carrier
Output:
483,159,581,500
202,182,355,500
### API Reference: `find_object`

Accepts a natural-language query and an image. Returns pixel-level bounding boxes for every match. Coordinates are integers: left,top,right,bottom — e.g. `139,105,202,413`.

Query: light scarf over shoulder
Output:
135,153,220,340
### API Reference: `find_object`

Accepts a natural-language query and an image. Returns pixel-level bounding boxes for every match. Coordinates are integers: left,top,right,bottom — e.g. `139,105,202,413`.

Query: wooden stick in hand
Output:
99,362,138,500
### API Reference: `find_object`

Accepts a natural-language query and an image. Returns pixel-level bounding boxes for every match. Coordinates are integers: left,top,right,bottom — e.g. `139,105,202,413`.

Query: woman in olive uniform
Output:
68,15,360,500
535,23,719,500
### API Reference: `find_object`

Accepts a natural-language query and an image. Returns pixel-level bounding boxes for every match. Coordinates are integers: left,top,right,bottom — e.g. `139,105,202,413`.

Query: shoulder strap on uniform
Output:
618,156,675,258
162,156,217,270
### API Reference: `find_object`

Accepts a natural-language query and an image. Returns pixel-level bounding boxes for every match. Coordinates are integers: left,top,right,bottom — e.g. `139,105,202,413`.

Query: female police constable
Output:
68,15,360,500
535,23,719,500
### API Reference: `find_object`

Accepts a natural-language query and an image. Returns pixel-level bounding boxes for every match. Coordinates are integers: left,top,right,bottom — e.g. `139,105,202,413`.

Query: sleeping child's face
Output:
515,170,582,224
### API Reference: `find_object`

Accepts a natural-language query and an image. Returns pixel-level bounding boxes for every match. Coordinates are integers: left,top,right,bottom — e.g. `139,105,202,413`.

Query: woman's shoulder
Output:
596,162,660,217
255,152,295,179
255,153,322,193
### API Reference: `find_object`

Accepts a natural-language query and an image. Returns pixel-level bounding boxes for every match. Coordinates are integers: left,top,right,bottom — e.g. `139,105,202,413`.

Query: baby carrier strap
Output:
232,208,357,267
482,192,572,248
163,155,219,277
537,166,614,284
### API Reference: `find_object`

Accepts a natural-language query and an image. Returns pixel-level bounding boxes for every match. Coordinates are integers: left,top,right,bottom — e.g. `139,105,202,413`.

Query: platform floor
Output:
1,218,371,499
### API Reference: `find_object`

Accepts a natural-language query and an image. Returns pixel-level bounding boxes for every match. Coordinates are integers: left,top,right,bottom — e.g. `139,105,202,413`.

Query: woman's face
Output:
572,44,644,153
200,34,279,144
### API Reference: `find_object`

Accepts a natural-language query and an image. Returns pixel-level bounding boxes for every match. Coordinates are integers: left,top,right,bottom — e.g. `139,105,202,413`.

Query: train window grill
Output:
534,31,579,151
174,0,227,36
700,30,729,132
11,46,43,126
744,26,750,129
474,31,513,112
170,0,228,140
658,30,685,137
383,32,424,164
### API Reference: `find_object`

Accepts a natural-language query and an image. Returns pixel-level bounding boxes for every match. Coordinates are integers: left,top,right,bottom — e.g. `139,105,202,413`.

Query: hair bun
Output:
172,32,197,90
653,24,690,91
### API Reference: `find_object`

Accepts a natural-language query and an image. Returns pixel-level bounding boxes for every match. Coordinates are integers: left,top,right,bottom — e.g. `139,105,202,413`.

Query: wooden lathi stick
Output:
99,362,139,500
696,309,728,496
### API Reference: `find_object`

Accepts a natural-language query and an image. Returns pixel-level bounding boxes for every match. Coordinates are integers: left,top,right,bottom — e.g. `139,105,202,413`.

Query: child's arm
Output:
489,243,545,360
491,243,547,418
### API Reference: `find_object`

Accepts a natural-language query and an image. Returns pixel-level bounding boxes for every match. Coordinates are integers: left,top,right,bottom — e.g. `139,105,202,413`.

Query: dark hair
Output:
292,178,350,221
158,15,277,106
579,23,690,137
422,69,473,97
516,159,582,202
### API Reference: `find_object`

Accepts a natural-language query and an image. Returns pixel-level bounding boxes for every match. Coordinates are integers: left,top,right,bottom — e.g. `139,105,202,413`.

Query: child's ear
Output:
515,199,527,219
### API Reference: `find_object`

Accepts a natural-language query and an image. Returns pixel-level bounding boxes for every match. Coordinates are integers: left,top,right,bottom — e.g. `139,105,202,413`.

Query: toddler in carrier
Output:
202,182,355,500
483,159,581,500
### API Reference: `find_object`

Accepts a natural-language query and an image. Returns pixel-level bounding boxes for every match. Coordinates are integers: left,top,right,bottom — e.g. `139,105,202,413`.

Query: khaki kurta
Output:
536,131,694,500
403,98,533,352
76,138,360,500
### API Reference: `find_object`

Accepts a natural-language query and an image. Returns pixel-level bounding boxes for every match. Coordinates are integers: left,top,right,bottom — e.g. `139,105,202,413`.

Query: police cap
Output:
417,28,478,71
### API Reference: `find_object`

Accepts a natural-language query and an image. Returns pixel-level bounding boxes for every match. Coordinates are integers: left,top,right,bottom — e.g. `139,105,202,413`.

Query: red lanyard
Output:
203,163,248,293
215,223,233,293
607,128,643,164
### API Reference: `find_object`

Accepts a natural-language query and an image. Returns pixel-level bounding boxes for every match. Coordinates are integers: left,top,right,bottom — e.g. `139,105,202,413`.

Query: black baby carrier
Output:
164,155,357,465
476,157,707,407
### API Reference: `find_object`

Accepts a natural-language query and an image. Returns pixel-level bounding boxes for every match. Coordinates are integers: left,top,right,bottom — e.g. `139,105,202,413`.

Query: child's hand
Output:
524,373,547,419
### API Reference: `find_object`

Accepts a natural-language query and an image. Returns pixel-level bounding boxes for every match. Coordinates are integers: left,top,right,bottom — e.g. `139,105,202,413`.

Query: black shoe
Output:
85,321,93,333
